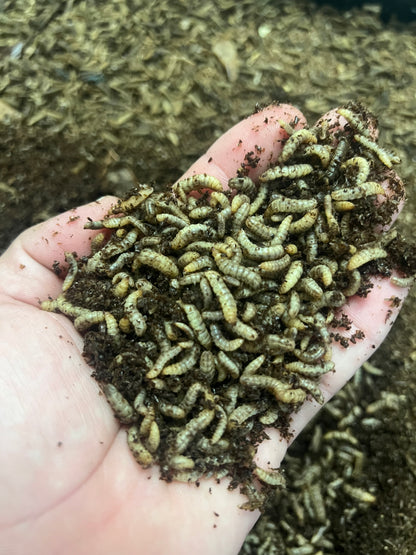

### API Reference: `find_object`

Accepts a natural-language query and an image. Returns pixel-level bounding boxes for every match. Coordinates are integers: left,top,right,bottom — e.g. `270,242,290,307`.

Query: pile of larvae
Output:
43,104,408,510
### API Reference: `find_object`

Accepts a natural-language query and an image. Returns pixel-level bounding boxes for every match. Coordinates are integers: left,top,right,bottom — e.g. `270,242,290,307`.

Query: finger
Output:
0,197,117,304
178,103,306,185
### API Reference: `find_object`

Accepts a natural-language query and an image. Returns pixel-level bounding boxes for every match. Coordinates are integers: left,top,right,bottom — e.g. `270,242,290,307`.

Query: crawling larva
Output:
178,301,212,349
175,408,216,454
354,134,400,168
171,224,213,250
336,107,372,137
136,249,179,278
289,209,319,234
280,260,303,294
210,323,244,352
259,163,313,182
102,383,137,424
162,344,200,376
173,174,223,202
240,374,306,404
237,229,284,261
62,252,78,292
347,247,387,270
127,425,154,467
204,270,237,324
279,128,317,163
124,290,147,336
254,466,286,487
110,185,154,213
331,181,385,201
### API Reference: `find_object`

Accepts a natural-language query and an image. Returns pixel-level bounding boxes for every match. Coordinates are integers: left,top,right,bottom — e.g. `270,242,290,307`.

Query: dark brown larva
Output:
42,103,412,511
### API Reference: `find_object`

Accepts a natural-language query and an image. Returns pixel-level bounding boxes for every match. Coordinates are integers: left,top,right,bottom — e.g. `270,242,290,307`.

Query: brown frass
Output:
42,103,415,510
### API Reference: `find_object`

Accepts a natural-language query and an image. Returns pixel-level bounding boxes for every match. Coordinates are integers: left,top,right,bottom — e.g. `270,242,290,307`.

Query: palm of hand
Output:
0,105,407,555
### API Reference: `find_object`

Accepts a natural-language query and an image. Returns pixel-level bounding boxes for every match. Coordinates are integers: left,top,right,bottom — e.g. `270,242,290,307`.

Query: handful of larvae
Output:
43,104,406,509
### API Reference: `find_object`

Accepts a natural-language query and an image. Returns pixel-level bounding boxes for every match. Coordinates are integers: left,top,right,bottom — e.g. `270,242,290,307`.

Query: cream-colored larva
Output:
354,134,400,168
237,229,284,261
178,301,212,349
259,163,313,182
124,290,147,336
159,401,186,419
240,374,306,404
343,269,361,296
241,302,257,323
216,207,232,238
303,144,332,167
228,176,256,195
168,455,195,471
212,244,261,289
199,276,213,308
259,254,291,276
209,191,230,210
284,360,335,376
279,260,303,294
204,270,237,324
174,408,215,454
325,136,349,180
346,247,387,270
231,193,251,213
231,201,251,236
227,318,258,341
297,277,323,299
228,404,261,427
100,228,139,258
146,344,184,379
136,249,179,278
102,383,137,424
390,275,415,288
254,466,286,487
279,128,317,163
336,107,372,137
210,405,228,444
217,351,241,379
199,350,216,383
341,156,370,185
180,382,213,414
331,181,385,201
188,206,214,219
173,174,223,202
127,425,154,467
265,195,317,216
62,252,78,292
110,185,154,213
289,209,319,234
265,334,296,353
241,354,266,376
156,213,188,228
343,484,376,504
309,264,333,287
245,215,277,241
248,183,268,215
210,323,244,352
177,251,200,268
144,420,161,453
162,344,200,376
171,224,212,250
74,310,106,332
183,255,214,274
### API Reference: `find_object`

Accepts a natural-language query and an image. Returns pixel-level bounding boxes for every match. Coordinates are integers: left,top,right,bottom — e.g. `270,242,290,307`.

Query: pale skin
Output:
0,104,408,555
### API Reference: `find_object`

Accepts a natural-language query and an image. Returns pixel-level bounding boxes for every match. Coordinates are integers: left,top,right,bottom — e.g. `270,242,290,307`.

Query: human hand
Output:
0,104,408,555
